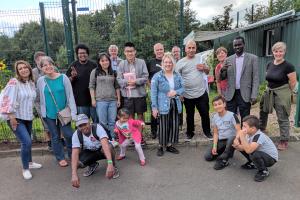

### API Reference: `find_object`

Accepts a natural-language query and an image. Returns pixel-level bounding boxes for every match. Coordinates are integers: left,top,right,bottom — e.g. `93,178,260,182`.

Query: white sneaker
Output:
22,170,32,180
29,162,42,169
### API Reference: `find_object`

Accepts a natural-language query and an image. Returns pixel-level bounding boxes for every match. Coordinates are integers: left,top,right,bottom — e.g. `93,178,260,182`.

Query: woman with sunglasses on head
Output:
0,60,42,180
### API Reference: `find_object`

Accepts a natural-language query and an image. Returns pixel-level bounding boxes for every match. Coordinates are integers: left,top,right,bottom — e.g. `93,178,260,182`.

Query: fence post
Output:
71,0,78,45
125,0,132,41
61,0,74,65
39,2,49,55
179,0,184,57
295,76,300,127
236,11,239,28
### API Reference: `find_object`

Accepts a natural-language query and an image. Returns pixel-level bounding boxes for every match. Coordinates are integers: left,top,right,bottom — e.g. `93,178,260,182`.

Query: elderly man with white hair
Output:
108,44,123,72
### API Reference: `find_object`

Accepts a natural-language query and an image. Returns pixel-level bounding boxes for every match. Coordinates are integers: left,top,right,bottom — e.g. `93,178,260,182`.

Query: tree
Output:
273,0,293,15
212,4,233,31
184,0,201,35
77,3,121,58
112,0,200,60
244,4,270,24
294,0,300,11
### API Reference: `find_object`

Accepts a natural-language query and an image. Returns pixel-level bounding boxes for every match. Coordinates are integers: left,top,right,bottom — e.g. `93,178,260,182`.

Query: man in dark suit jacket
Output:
222,36,259,121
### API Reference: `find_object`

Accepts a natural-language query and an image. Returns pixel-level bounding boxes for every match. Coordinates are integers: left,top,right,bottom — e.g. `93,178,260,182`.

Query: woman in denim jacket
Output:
151,53,184,156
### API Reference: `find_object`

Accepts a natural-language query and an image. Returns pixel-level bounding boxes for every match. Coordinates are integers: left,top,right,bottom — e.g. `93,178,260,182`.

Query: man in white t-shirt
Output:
71,114,119,188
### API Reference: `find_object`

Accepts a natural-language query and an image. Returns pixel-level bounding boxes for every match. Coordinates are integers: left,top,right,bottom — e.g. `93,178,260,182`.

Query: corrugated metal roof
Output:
184,30,241,43
185,10,297,43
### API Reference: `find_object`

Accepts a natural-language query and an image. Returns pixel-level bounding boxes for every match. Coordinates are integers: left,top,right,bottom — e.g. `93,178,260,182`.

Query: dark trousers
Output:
240,151,276,171
184,92,211,137
150,115,158,137
226,89,251,122
79,145,116,167
204,136,235,161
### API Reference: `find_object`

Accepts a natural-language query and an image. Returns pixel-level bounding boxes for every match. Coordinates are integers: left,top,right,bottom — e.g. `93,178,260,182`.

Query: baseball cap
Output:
76,114,89,127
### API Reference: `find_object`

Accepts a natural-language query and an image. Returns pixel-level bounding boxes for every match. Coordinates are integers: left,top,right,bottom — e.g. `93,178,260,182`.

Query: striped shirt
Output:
15,81,37,120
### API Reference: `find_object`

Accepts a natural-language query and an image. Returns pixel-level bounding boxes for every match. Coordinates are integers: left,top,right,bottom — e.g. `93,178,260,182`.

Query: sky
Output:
0,0,269,36
2,0,268,22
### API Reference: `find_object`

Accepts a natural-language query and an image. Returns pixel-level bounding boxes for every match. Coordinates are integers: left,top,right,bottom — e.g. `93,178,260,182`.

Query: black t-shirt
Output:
147,58,162,80
266,60,295,89
66,60,97,106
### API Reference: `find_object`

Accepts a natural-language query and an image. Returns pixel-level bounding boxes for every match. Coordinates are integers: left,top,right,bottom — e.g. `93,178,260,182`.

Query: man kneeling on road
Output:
71,114,119,188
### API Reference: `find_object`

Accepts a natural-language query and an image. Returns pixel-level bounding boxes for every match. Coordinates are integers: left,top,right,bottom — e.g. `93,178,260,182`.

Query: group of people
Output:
0,35,297,185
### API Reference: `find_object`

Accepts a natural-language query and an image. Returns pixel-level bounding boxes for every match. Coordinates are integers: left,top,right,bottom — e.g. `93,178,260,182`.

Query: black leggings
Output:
241,151,276,171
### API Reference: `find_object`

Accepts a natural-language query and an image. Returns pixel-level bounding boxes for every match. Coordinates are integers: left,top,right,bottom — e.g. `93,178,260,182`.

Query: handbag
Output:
44,79,72,126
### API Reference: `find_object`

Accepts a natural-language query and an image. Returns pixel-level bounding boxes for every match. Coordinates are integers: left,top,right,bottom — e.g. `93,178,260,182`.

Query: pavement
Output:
0,142,299,200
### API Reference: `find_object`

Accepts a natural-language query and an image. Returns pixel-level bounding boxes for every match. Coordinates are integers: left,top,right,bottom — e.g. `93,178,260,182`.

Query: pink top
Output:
215,63,228,92
114,118,143,144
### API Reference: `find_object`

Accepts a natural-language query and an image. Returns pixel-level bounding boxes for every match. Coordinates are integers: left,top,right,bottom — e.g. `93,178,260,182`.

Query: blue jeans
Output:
8,119,32,169
96,100,117,139
45,118,73,161
77,106,98,123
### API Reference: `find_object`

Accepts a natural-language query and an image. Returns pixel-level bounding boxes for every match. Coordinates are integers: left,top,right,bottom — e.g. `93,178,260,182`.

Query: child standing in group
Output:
114,108,146,166
204,95,241,170
233,115,278,182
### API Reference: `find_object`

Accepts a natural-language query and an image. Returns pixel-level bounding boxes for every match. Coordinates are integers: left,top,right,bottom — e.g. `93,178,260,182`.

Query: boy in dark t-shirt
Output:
204,95,240,170
233,115,278,182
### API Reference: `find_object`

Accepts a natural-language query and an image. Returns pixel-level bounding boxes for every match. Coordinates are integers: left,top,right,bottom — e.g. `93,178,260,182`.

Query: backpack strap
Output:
91,123,100,141
77,130,84,150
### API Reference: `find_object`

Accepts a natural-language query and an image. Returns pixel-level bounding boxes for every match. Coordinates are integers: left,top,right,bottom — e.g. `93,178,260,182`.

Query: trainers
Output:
254,169,270,182
83,162,99,177
29,162,42,169
277,140,288,151
22,169,32,180
157,147,164,157
140,160,146,166
214,159,229,170
166,146,180,154
185,132,195,141
241,161,256,170
113,167,120,179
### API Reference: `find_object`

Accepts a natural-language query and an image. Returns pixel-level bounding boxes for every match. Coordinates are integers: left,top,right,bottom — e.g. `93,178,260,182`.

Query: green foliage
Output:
212,4,233,31
244,4,270,24
0,69,13,91
56,45,68,69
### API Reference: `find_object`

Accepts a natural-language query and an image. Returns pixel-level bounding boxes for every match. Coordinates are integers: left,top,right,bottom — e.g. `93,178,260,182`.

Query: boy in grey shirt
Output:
205,96,240,170
233,115,278,182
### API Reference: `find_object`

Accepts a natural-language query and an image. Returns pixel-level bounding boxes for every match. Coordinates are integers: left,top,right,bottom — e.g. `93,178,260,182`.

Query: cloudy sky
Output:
1,0,268,24
191,0,267,22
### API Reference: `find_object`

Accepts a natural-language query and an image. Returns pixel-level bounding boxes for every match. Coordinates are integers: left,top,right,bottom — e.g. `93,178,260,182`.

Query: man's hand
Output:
70,66,78,79
167,90,177,98
211,147,218,155
106,164,114,179
71,174,80,188
196,64,206,71
152,109,159,119
250,98,257,105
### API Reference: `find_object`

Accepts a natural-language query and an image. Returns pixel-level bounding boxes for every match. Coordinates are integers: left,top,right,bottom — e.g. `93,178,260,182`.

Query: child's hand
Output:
211,147,218,155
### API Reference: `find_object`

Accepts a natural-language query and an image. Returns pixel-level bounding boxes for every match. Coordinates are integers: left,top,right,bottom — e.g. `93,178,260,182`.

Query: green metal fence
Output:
0,0,186,142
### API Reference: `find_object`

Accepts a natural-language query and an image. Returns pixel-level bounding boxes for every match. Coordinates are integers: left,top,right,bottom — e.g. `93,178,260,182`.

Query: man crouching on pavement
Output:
71,114,119,188
233,115,278,182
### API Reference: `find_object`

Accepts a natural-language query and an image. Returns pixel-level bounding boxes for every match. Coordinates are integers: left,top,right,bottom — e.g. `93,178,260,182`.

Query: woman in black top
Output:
259,42,297,151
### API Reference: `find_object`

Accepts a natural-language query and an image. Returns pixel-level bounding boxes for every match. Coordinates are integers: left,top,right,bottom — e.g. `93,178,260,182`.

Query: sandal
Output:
58,160,68,167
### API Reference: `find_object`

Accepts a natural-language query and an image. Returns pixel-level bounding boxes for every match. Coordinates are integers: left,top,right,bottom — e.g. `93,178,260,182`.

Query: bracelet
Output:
213,143,217,148
107,160,113,164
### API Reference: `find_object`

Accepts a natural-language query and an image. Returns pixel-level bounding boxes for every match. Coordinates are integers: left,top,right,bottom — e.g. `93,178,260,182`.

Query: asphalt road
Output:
0,143,299,200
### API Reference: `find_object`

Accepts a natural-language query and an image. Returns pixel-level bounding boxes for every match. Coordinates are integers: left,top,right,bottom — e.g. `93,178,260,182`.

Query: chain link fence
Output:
0,0,185,142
